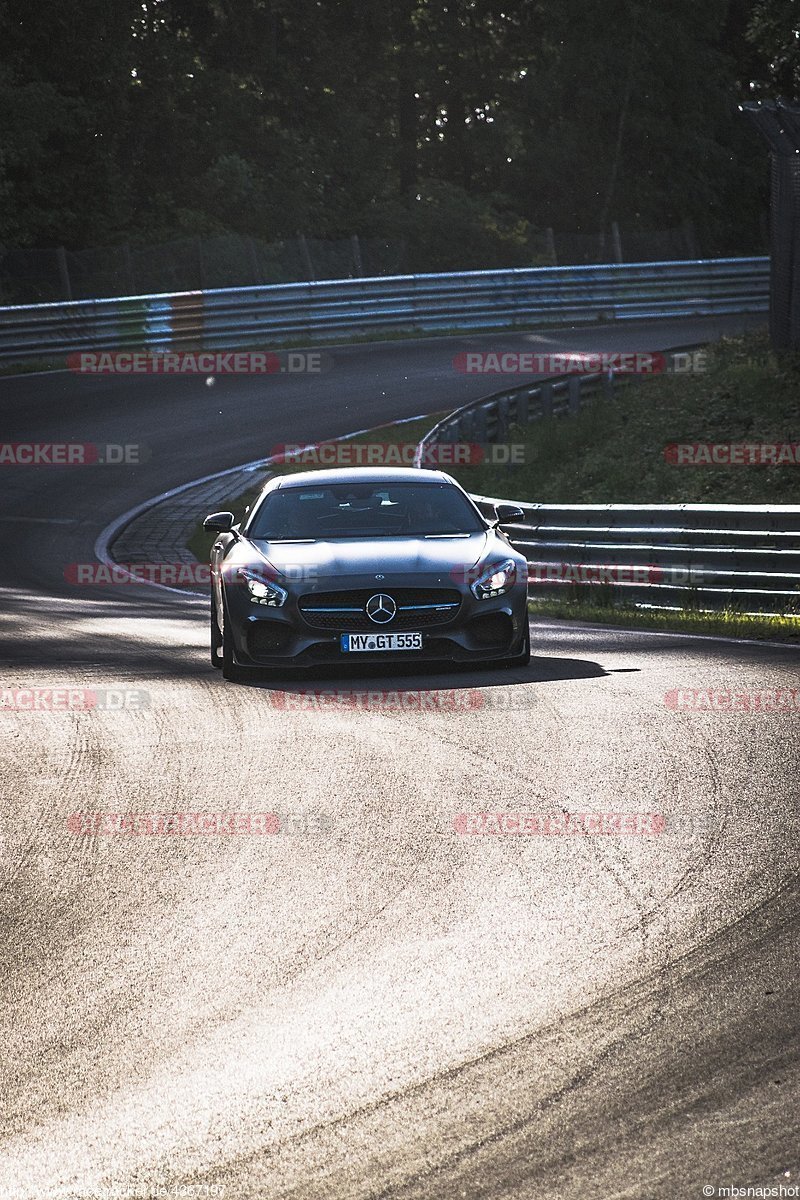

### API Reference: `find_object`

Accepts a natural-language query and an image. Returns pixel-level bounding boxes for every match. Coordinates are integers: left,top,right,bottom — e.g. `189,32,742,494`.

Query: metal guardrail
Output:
414,367,623,451
470,498,800,612
0,256,768,365
414,354,798,615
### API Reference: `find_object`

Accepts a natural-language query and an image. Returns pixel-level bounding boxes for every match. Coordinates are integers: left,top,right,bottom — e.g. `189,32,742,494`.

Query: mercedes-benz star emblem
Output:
365,593,396,624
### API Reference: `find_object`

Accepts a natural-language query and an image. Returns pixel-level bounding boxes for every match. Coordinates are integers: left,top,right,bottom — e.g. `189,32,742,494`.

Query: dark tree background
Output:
0,0,793,264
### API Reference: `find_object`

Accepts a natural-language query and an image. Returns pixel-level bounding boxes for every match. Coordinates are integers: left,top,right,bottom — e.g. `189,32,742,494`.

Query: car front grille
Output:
298,587,462,632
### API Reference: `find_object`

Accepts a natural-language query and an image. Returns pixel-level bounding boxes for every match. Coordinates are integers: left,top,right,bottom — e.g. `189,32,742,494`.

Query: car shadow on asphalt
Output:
229,653,611,698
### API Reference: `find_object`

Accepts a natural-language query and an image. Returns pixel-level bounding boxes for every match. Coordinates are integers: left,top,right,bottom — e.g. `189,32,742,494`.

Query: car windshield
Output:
247,482,485,540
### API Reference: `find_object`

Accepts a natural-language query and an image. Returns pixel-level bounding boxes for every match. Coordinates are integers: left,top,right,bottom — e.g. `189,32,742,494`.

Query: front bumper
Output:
222,576,529,670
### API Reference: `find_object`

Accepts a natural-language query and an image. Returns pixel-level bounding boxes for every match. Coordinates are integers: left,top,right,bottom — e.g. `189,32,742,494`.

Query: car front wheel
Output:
221,591,247,682
210,599,223,669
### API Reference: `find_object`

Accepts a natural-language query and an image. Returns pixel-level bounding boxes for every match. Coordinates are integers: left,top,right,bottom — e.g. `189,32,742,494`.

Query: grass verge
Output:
528,598,800,644
448,331,800,504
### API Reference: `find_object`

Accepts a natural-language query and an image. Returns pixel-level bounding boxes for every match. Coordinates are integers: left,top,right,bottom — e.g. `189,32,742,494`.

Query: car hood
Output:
245,531,493,579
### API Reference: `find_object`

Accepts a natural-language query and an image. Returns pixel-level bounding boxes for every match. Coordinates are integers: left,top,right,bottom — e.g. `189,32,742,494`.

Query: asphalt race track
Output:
1,316,798,1200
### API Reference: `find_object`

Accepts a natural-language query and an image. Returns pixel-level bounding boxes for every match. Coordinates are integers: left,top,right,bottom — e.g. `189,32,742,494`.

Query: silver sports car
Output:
204,467,530,681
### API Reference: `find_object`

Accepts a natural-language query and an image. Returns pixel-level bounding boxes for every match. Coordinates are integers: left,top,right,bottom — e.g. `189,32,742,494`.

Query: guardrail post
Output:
568,375,581,415
516,389,529,424
297,234,316,282
540,382,553,418
123,243,136,294
602,369,614,401
473,406,488,442
247,237,264,285
57,247,73,302
496,396,510,442
351,235,363,277
526,386,542,422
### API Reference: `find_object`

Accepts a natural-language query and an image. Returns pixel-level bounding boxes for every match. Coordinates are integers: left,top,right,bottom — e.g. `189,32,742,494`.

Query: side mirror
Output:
203,511,235,533
495,504,525,526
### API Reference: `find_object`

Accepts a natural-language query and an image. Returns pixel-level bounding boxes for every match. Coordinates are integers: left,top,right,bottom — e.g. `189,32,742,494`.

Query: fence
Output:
0,235,409,306
0,257,770,366
0,222,714,306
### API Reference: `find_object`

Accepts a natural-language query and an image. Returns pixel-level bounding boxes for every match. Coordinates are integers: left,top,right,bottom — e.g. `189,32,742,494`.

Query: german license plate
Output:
340,632,423,652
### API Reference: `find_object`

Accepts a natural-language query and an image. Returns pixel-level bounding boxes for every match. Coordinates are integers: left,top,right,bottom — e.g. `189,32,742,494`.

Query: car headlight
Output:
470,558,517,600
237,567,288,607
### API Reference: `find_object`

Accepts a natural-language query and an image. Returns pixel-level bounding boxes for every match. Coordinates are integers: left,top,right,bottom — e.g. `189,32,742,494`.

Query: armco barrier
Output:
0,257,768,365
414,367,622,449
468,499,800,612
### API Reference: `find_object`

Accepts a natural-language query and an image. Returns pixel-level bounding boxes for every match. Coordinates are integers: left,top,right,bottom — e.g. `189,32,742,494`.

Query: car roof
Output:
271,467,453,488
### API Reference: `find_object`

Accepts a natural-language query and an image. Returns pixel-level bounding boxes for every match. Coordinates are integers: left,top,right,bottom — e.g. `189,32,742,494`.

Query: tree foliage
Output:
0,0,794,261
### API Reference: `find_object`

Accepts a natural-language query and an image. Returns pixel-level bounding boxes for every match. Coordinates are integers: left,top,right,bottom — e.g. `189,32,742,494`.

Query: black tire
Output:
504,621,531,668
221,590,247,682
210,598,223,669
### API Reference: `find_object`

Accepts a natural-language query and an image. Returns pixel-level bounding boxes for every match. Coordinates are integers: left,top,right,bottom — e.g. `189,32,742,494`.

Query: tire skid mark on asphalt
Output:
0,700,575,1190
315,695,663,1002
0,705,93,904
0,643,787,1199
0,662,777,1195
401,877,800,1200
177,890,707,1197
555,683,729,946
409,671,737,980
194,879,800,1200
241,717,459,985
522,681,667,966
0,708,150,1037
